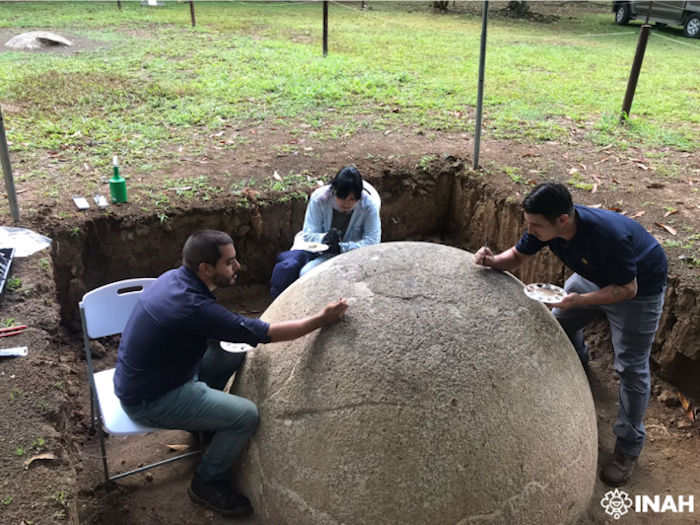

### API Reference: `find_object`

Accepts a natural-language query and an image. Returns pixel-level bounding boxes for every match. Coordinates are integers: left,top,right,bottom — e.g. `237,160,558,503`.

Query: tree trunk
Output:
432,1,449,11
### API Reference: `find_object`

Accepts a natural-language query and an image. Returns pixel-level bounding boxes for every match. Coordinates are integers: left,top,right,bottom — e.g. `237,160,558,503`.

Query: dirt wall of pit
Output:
46,158,700,397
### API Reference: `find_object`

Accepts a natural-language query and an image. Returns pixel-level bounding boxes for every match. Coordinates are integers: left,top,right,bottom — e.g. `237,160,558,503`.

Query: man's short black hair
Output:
522,182,575,223
182,230,233,272
331,166,363,200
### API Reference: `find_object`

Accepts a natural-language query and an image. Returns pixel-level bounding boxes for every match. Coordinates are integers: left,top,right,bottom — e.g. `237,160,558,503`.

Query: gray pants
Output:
122,343,257,481
552,274,665,457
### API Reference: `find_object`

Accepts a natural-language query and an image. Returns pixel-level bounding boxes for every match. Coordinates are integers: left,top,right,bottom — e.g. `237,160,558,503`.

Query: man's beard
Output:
212,272,235,288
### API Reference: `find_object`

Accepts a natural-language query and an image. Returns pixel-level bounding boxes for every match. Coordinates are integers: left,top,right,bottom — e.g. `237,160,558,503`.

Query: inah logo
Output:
601,489,633,520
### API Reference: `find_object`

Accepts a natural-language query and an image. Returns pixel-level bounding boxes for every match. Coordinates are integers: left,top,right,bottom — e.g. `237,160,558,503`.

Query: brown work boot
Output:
600,450,638,487
188,473,252,516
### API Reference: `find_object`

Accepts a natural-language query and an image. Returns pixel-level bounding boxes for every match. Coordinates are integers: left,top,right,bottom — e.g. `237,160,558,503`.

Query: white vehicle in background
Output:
613,1,700,38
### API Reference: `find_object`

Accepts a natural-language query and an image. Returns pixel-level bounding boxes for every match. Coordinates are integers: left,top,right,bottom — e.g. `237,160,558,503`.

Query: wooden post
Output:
323,1,328,57
189,0,196,28
117,0,122,10
620,24,650,122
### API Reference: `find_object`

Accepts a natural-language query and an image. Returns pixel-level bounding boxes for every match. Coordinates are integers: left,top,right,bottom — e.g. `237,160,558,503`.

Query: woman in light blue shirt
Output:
292,166,381,276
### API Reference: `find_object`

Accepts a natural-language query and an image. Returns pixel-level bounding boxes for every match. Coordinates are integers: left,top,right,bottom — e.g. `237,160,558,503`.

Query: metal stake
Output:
0,106,20,222
323,1,329,57
473,0,489,170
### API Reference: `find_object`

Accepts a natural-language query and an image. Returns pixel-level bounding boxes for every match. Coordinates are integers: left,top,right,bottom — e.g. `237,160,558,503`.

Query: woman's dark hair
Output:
330,166,363,200
182,229,233,272
522,182,575,223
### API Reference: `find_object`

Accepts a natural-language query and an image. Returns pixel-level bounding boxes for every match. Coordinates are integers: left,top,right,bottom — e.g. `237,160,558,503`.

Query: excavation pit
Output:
4,159,699,524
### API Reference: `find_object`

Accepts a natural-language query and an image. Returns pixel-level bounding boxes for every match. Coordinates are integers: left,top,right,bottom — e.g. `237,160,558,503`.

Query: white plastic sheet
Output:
0,227,52,257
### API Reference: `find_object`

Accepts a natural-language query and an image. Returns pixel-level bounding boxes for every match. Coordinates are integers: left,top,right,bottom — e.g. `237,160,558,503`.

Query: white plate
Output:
523,283,567,304
220,342,254,353
298,241,329,253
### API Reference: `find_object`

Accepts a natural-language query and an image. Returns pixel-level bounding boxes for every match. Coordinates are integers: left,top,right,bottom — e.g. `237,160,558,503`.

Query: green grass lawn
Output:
0,1,698,181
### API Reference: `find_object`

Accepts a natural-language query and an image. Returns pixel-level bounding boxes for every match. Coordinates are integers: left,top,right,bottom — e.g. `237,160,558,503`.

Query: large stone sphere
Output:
233,241,597,525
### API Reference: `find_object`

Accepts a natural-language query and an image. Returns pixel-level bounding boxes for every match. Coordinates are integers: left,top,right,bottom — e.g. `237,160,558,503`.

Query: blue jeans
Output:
121,343,258,481
552,274,665,457
300,254,335,276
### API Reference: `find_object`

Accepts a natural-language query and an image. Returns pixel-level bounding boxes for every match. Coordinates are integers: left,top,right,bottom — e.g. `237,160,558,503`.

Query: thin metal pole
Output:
189,0,196,28
473,1,488,170
323,1,328,57
620,23,651,122
0,106,20,222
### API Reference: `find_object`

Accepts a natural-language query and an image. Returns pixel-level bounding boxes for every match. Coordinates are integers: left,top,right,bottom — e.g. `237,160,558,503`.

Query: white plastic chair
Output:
80,278,200,482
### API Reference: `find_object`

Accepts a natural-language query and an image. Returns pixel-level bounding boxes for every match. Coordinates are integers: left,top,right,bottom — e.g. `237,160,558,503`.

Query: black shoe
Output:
188,474,252,516
600,450,638,487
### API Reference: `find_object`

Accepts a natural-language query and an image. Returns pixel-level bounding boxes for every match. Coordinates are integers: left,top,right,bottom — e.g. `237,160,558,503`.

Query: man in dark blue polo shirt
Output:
474,182,667,488
114,230,347,516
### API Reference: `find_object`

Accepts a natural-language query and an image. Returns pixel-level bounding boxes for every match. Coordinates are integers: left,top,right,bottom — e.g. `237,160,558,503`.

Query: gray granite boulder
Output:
233,241,597,525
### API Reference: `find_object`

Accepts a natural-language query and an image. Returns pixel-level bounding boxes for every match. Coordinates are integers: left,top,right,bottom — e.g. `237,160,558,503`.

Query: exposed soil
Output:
16,121,700,284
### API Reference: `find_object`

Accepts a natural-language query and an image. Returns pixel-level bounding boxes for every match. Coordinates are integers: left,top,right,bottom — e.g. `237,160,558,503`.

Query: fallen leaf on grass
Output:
655,223,677,235
647,182,665,189
167,444,191,452
628,211,645,219
23,453,57,469
664,209,678,217
272,170,282,181
636,163,649,171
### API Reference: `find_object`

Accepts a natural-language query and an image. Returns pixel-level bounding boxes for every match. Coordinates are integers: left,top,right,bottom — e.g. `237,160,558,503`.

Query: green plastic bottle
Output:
109,155,127,204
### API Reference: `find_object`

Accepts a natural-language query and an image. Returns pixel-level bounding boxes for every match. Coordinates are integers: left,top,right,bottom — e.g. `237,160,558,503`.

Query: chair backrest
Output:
80,278,157,339
363,180,381,211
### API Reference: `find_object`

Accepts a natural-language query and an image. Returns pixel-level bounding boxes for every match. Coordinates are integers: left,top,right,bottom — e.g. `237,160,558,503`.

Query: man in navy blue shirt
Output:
114,230,347,516
475,182,667,487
